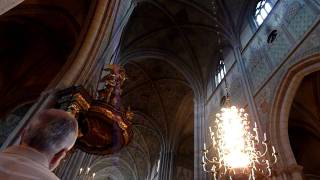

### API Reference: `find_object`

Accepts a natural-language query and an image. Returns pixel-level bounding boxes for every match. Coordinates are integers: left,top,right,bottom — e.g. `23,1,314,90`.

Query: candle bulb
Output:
211,165,216,171
201,101,277,178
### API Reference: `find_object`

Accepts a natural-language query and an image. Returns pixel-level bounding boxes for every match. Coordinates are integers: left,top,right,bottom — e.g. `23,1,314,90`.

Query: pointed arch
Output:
269,53,320,177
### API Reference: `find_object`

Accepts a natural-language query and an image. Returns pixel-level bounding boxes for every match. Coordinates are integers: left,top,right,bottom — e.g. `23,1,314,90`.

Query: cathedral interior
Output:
0,0,320,179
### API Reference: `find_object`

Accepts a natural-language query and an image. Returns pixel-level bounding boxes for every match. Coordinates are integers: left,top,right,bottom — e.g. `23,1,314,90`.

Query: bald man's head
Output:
22,109,78,155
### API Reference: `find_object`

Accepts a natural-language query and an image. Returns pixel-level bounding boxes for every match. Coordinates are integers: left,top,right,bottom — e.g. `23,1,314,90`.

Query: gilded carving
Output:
98,65,127,106
73,93,90,110
56,65,133,155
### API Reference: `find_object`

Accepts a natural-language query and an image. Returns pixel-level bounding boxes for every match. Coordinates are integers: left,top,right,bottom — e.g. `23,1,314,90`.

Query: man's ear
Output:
20,128,26,144
50,149,67,166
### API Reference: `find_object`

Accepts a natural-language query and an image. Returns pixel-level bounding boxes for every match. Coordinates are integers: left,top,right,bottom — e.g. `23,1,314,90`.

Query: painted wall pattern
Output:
227,63,246,107
254,23,320,131
254,67,287,130
286,3,317,41
243,45,272,92
242,0,318,94
266,31,292,67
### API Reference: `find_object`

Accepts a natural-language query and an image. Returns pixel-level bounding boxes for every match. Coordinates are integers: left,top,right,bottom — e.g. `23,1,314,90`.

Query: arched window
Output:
215,60,226,87
254,0,273,26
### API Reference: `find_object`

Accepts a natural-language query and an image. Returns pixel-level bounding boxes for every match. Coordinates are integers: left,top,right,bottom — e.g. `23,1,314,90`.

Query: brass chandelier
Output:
202,1,277,179
202,93,278,179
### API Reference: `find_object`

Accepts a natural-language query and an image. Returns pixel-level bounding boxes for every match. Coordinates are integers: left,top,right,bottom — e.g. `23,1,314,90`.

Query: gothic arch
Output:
269,53,320,177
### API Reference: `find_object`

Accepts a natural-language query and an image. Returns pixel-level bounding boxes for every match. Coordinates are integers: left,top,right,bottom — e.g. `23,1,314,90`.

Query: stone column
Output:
194,95,208,180
0,0,23,15
62,150,85,180
158,151,175,180
234,46,261,128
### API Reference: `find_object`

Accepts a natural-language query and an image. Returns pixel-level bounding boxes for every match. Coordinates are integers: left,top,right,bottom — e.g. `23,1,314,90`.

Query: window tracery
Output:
215,60,226,87
255,0,273,26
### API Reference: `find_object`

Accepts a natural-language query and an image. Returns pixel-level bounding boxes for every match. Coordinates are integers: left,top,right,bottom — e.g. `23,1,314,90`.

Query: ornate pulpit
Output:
56,65,133,155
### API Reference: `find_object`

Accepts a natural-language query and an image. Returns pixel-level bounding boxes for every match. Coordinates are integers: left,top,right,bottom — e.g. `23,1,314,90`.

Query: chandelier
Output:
202,95,278,179
202,1,277,178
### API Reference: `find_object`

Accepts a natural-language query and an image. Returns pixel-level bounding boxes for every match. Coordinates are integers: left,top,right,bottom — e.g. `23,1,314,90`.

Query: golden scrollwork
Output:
89,106,128,130
66,93,90,118
74,93,90,110
90,106,113,119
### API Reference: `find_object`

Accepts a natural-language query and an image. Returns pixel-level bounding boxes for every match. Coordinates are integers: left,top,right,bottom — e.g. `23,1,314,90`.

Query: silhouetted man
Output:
0,109,78,180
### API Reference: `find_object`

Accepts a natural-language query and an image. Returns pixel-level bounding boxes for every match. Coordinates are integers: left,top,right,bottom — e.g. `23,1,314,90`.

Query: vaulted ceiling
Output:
90,0,256,179
0,0,257,179
116,0,254,91
119,0,220,88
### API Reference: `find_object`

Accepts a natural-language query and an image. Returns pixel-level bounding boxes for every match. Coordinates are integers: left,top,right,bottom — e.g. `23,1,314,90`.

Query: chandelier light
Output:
78,167,96,180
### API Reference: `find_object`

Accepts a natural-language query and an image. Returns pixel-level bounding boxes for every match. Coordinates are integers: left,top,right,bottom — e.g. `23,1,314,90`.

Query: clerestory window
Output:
254,0,273,26
215,60,226,87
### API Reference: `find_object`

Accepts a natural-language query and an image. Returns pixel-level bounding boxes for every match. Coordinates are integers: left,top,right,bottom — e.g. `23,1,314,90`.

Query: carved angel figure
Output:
98,64,127,106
